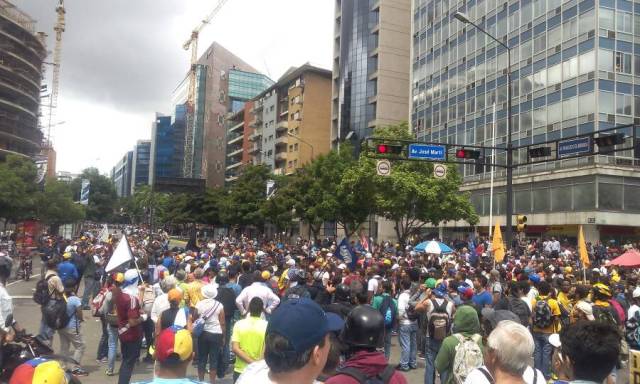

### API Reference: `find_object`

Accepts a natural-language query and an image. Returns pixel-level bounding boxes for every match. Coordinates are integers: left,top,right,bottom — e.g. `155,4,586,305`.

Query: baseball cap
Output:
425,278,437,289
154,326,193,364
9,358,66,384
575,301,595,321
261,270,271,280
528,273,541,284
168,288,182,303
434,283,448,298
481,308,520,329
267,298,344,354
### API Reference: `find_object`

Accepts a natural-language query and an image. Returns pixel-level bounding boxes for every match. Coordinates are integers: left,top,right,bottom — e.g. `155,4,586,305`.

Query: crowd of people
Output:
1,225,638,384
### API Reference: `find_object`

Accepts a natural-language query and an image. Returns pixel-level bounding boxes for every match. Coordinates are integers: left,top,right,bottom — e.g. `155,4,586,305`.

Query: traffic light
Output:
516,215,527,233
594,133,625,148
455,148,481,159
375,143,403,155
529,146,551,158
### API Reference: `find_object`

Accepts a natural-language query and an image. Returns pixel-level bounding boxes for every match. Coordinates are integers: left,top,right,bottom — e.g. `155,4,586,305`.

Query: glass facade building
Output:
411,0,640,241
150,112,184,186
228,69,274,113
131,140,151,195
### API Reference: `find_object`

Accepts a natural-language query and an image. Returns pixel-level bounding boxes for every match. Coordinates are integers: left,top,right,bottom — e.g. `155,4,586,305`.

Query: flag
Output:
80,179,90,205
359,232,370,252
492,221,505,263
578,225,590,267
98,224,109,243
105,235,133,272
338,237,357,269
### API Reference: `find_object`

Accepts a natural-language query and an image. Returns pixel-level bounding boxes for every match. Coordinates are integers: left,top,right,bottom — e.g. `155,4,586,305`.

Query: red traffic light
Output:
375,143,402,155
455,148,481,159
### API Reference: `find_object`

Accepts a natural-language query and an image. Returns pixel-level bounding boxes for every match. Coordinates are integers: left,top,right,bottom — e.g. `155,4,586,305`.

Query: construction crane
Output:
46,0,65,145
181,0,229,178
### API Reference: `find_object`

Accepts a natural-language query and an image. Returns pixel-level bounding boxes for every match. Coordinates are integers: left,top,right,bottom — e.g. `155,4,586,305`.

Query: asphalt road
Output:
6,275,425,384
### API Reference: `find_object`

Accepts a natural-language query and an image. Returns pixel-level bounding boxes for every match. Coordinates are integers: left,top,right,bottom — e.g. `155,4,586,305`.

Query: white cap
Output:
633,287,640,299
257,250,266,257
337,263,347,270
286,259,296,267
365,252,373,259
326,252,333,257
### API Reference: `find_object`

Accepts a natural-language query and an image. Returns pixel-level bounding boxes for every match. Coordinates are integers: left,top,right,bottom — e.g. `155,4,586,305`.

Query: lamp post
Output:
287,132,314,160
454,11,514,249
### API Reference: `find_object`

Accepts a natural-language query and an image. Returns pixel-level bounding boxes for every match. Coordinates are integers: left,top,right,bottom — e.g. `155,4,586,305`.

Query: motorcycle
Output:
17,251,32,281
1,315,81,383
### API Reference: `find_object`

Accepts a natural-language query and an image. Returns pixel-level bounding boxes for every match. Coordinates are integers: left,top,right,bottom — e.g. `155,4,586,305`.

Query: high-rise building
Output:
0,1,47,159
111,151,133,198
411,0,640,243
149,112,183,186
130,140,151,195
331,0,412,145
174,42,269,188
250,64,333,175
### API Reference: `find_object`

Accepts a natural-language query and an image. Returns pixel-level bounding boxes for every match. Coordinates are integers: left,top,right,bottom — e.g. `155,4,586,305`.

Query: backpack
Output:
452,333,484,384
42,297,70,330
33,275,54,305
336,364,396,384
593,305,619,328
91,287,107,317
405,303,420,322
428,299,450,341
349,278,364,296
625,310,640,349
533,298,553,329
284,285,309,301
379,296,396,329
610,299,626,323
507,297,531,327
215,286,237,319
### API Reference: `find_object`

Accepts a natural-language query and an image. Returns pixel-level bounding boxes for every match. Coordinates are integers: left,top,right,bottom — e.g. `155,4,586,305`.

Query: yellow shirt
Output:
185,280,204,308
232,316,268,373
557,292,572,311
532,295,561,334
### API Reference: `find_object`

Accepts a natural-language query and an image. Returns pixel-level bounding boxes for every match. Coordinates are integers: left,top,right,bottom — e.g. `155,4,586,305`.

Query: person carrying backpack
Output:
37,259,65,345
326,305,408,384
371,281,397,360
434,305,483,384
415,284,454,384
57,252,79,289
531,281,561,381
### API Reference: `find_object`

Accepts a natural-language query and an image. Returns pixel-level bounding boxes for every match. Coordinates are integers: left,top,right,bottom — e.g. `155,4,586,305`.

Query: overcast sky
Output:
16,0,333,175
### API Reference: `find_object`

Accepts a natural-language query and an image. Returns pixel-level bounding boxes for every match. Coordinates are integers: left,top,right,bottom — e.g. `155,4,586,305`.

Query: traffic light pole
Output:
506,48,514,251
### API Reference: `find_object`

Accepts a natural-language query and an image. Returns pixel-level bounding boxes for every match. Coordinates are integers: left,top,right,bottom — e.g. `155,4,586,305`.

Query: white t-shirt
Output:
237,360,321,384
464,366,545,384
628,304,640,321
367,277,379,294
195,298,223,334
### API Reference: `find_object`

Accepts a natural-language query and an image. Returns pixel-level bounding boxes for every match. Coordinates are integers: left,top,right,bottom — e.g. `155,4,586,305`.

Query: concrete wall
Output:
262,92,278,169
296,71,332,166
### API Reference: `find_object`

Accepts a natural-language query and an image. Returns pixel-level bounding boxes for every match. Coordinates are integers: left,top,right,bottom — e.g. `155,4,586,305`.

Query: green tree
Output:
36,180,85,234
0,155,38,226
364,123,478,245
220,165,271,232
260,177,294,235
70,168,118,222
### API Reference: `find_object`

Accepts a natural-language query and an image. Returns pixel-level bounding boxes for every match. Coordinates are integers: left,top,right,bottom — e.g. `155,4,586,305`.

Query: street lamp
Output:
287,132,314,160
453,11,514,249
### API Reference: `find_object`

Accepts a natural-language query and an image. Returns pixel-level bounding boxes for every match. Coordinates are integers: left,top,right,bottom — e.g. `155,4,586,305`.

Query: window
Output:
563,57,579,80
616,93,632,115
617,12,632,34
534,108,546,127
515,190,531,213
563,18,578,40
548,26,561,47
598,49,614,72
579,10,595,35
217,114,224,125
533,0,546,18
578,92,595,116
548,64,562,85
294,143,298,151
600,8,615,31
600,91,615,114
219,91,225,103
573,183,595,210
548,102,562,124
599,183,623,210
533,188,550,212
563,97,578,120
534,34,546,52
551,186,572,211
625,185,640,211
615,52,632,74
579,50,595,74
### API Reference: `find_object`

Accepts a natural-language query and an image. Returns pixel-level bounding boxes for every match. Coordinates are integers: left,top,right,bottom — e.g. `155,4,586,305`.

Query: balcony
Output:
249,144,261,154
275,135,288,147
276,120,288,132
275,152,287,161
227,148,243,158
249,131,262,142
228,121,243,133
250,116,263,127
225,161,242,171
252,101,264,112
227,133,243,145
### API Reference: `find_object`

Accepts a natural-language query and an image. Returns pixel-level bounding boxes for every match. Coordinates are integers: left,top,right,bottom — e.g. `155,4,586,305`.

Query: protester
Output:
38,258,64,344
236,298,343,384
115,269,145,384
371,280,397,360
58,286,88,376
194,284,225,383
100,272,122,376
531,280,561,380
57,252,79,288
231,297,268,383
235,272,280,316
9,358,69,384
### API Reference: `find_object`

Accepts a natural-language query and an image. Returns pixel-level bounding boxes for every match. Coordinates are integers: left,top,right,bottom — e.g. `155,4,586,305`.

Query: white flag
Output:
99,224,109,243
105,235,133,272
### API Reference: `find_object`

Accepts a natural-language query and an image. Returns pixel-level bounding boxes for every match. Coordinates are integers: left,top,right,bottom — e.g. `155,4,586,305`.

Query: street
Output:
6,276,425,384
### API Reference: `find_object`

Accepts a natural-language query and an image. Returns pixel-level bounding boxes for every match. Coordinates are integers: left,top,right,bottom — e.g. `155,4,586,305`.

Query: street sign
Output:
407,143,446,160
433,163,447,179
376,159,391,176
558,137,591,157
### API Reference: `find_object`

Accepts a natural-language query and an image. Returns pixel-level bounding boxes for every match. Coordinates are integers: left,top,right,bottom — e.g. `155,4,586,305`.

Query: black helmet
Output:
340,305,383,349
0,256,12,281
335,284,351,302
217,270,229,285
293,270,307,283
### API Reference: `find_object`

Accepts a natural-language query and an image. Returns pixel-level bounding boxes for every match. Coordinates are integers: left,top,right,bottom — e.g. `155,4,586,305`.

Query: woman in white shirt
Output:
195,284,226,384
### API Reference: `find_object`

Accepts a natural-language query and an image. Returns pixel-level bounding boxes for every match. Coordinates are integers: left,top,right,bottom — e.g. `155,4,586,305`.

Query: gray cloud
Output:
17,0,189,114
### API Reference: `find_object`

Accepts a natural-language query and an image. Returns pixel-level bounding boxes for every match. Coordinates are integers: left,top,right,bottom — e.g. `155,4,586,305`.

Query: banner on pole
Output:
80,179,90,205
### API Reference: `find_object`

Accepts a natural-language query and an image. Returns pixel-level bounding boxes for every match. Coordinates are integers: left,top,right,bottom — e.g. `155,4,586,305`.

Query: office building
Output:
250,63,333,175
56,171,78,184
149,112,183,186
0,1,47,159
130,140,151,195
110,151,133,198
331,0,412,145
411,0,640,243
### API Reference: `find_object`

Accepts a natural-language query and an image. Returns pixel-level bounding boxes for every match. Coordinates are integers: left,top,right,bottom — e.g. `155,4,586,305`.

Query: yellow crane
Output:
182,0,230,178
46,0,65,145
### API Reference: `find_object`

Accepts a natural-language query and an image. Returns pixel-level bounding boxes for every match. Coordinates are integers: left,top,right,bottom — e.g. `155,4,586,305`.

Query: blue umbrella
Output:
414,240,454,254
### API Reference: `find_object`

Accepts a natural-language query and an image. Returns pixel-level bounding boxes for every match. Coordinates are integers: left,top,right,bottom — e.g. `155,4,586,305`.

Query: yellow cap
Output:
261,270,271,280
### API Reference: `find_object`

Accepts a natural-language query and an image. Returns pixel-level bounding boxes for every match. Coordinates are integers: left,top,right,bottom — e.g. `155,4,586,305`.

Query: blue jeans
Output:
399,322,418,369
425,337,443,384
218,317,232,378
81,276,97,307
38,317,54,346
97,317,108,360
107,325,118,372
383,328,392,360
118,338,141,384
533,332,552,380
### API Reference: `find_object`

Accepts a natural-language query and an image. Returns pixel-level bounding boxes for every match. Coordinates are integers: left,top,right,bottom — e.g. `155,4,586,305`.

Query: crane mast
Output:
182,0,229,178
47,0,65,145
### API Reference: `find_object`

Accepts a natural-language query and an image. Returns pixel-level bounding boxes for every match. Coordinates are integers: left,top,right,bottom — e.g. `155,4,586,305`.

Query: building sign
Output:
558,137,591,157
407,144,446,160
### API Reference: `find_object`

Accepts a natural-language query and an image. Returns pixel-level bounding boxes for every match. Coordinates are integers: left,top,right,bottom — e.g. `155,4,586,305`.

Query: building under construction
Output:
0,0,46,159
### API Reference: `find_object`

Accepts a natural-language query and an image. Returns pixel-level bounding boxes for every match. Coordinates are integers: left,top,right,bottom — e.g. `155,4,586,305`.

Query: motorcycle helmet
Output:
593,283,612,298
0,255,12,281
340,305,384,349
334,284,351,302
293,270,308,284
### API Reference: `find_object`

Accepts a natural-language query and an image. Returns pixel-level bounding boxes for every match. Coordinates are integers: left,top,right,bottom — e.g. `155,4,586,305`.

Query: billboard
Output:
80,179,90,205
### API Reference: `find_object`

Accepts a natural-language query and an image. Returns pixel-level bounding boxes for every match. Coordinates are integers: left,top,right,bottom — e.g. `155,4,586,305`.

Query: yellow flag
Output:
492,221,505,263
578,225,590,267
